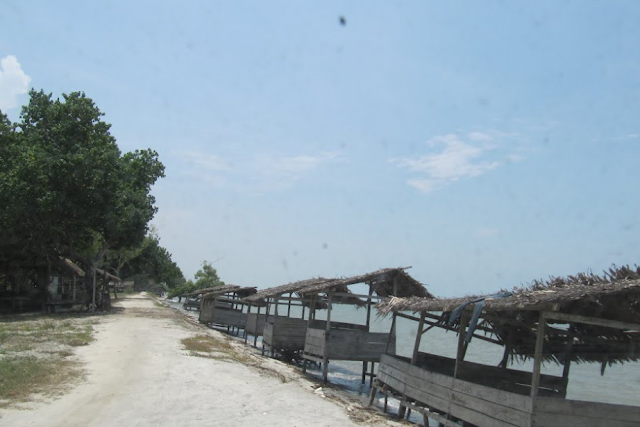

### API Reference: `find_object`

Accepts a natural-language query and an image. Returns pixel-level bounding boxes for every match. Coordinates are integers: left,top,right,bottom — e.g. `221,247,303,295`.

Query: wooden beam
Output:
530,311,547,399
411,312,426,365
329,291,382,300
545,312,640,332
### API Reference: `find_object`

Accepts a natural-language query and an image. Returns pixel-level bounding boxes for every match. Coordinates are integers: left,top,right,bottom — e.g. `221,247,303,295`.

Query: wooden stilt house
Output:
300,267,432,383
243,278,334,359
371,265,640,427
199,285,257,335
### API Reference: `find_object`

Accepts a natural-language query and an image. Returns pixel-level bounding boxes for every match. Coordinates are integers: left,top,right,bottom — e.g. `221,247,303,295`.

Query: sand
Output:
0,294,396,427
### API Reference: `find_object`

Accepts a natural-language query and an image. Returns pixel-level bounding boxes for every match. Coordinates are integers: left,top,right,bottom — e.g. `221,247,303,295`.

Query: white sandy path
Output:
0,294,365,427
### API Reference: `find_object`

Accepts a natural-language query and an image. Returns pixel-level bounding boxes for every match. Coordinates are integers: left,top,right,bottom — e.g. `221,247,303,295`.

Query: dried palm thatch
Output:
200,285,257,301
378,265,640,366
244,267,431,308
182,285,239,298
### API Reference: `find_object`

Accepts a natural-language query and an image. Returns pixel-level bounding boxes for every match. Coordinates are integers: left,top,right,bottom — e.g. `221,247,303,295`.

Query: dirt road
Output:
0,294,369,427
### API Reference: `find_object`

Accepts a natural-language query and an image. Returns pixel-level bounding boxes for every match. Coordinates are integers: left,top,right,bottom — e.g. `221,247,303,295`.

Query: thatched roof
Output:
377,265,640,367
243,268,431,307
305,267,432,298
182,285,238,298
243,278,337,305
201,285,257,301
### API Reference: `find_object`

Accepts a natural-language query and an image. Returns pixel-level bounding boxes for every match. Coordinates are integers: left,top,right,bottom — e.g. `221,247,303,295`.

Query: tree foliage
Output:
167,261,223,299
0,90,167,308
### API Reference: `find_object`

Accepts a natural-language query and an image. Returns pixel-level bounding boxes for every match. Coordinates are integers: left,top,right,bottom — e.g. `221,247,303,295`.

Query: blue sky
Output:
1,1,639,296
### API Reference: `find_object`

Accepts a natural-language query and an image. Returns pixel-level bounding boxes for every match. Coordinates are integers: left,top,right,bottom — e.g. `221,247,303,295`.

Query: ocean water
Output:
168,299,640,418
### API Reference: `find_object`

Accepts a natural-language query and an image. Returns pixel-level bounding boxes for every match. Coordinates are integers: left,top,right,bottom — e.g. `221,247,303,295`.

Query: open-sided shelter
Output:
299,267,432,383
243,278,332,357
199,285,257,335
371,265,640,427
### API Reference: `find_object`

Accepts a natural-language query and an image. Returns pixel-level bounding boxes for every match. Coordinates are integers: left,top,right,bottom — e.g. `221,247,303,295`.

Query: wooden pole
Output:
385,313,396,354
453,310,470,379
530,311,547,399
287,292,292,317
561,323,574,393
411,311,426,365
254,305,261,347
365,282,373,332
262,298,271,356
302,294,317,374
245,304,251,344
322,292,333,383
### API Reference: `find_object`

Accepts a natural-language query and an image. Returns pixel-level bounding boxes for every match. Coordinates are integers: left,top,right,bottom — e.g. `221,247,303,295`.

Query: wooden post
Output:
561,323,574,393
262,298,271,356
453,310,470,379
385,313,396,354
411,312,426,365
530,311,547,399
245,304,252,344
365,282,374,332
362,361,367,384
303,294,317,374
287,292,292,317
322,292,333,383
254,305,261,347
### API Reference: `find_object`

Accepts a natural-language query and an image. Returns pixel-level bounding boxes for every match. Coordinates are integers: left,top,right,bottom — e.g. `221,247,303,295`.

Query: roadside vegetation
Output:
0,313,97,408
181,334,251,364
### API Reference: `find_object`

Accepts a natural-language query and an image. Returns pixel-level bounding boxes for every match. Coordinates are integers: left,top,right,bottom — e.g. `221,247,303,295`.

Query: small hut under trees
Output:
371,265,640,427
199,285,257,335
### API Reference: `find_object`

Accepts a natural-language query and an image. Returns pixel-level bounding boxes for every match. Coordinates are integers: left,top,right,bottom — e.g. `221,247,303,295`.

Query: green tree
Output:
0,90,166,309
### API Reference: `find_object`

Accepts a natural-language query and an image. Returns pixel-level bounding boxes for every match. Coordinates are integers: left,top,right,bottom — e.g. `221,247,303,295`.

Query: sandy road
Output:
0,294,366,427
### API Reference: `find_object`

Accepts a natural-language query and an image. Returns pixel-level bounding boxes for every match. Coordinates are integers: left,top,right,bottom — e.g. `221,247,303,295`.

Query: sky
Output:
1,1,639,296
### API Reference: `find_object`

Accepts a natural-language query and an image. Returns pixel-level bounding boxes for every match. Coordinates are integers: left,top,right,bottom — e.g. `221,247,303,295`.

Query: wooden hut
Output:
371,265,640,427
300,267,432,383
243,278,334,358
199,285,257,335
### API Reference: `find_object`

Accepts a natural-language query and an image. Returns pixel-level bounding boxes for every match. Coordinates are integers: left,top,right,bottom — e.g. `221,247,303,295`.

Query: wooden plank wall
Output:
303,328,326,357
211,309,247,328
533,397,640,427
377,354,533,427
199,301,214,323
263,317,308,350
245,313,273,335
326,329,394,361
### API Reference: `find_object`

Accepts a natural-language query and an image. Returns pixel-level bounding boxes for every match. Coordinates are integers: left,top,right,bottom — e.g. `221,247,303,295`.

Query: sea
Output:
167,298,640,424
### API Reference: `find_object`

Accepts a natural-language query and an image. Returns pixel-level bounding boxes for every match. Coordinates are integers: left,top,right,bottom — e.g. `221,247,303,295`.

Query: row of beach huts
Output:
180,266,640,427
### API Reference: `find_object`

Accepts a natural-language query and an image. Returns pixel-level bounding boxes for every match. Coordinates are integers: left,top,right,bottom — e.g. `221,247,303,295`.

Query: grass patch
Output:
0,312,97,407
0,357,82,408
181,334,251,364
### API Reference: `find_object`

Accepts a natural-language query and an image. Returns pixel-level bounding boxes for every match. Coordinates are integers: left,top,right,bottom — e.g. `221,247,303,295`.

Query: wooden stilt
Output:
412,312,426,365
530,311,547,399
362,361,367,384
322,292,333,383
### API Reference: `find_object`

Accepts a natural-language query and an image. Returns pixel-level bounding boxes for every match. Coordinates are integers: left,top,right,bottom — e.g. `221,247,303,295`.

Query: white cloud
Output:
0,55,31,111
178,150,340,193
182,151,231,171
263,152,339,177
391,131,521,194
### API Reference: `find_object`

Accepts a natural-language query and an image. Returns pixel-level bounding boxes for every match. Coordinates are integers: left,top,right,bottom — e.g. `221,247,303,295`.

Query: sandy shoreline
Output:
0,294,399,427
